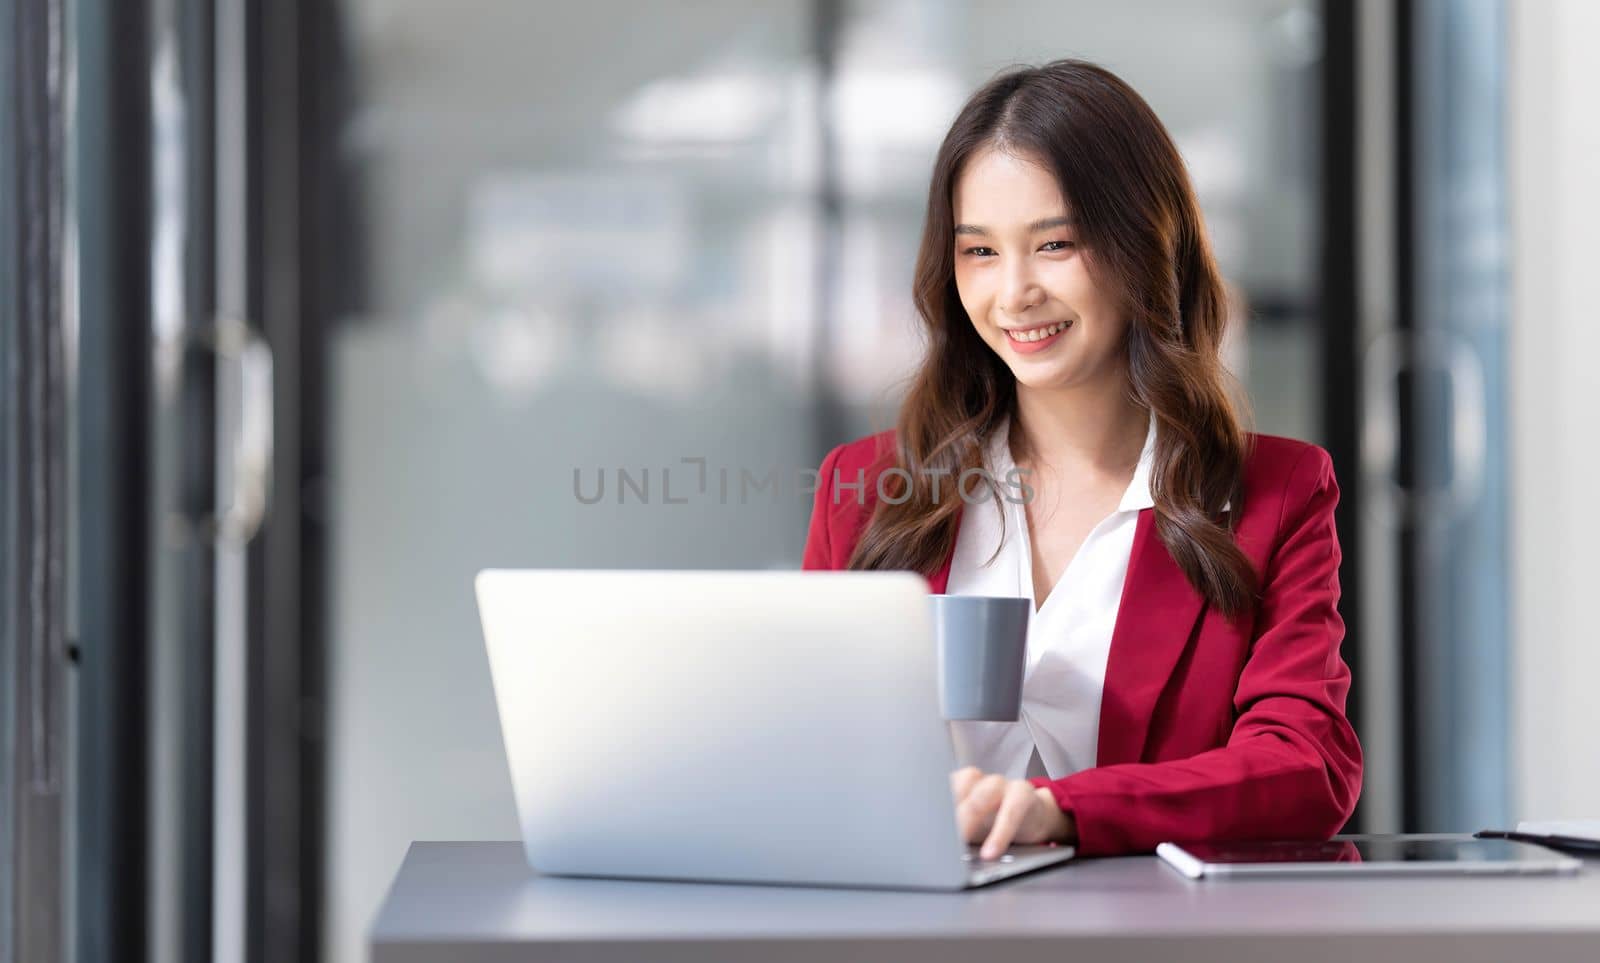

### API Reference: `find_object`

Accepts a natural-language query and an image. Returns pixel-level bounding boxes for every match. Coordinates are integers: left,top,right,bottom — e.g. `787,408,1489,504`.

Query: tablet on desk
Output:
1156,833,1583,880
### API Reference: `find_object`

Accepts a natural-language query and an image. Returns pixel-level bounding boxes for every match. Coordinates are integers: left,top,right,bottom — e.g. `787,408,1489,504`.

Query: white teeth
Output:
1010,320,1070,342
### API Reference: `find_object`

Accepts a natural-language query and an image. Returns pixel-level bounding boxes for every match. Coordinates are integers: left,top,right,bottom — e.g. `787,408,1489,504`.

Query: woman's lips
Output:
1004,319,1072,354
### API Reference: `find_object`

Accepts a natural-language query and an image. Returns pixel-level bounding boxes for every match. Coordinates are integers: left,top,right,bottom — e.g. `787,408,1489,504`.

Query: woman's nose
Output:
1000,263,1045,316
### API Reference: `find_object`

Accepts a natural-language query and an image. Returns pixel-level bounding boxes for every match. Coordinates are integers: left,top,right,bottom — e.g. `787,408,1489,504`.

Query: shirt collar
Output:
1114,412,1234,513
989,410,1232,514
988,408,1159,515
1118,410,1159,513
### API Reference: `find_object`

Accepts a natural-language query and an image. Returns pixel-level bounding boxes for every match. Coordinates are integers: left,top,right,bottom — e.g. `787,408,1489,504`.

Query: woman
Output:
800,60,1361,860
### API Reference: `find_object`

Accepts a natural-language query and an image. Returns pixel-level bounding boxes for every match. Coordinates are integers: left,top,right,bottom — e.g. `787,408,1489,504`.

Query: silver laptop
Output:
474,568,1076,890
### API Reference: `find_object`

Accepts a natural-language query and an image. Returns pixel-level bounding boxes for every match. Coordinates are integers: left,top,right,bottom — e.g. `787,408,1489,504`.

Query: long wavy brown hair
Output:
846,58,1259,617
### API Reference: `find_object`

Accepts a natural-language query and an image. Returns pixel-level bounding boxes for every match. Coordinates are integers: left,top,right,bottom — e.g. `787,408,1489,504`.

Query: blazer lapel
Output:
1096,509,1208,766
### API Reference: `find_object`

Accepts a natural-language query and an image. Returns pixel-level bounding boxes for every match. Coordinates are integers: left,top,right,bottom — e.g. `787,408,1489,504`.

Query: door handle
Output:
1360,327,1489,524
167,317,274,546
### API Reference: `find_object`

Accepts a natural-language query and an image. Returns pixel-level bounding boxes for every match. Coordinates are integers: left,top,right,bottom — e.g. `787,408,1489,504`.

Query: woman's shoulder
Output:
810,430,904,532
1240,432,1338,518
803,429,901,570
1243,432,1334,481
820,428,900,475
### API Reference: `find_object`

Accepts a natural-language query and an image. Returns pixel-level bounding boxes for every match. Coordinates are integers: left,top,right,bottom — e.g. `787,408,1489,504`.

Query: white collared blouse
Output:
945,411,1159,780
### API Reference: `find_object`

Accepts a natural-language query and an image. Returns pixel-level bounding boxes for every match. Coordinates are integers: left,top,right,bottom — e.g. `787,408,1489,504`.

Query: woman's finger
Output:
980,780,1038,859
967,773,1006,810
956,801,994,843
949,766,982,802
955,773,1007,841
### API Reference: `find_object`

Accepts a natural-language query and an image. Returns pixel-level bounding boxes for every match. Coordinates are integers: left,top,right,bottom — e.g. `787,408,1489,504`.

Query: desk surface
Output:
370,841,1600,963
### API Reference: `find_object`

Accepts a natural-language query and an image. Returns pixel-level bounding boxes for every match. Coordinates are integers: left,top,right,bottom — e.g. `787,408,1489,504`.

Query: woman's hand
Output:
950,765,1077,860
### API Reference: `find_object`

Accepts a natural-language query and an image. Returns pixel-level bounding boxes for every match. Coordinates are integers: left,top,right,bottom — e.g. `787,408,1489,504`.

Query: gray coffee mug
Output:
930,594,1031,721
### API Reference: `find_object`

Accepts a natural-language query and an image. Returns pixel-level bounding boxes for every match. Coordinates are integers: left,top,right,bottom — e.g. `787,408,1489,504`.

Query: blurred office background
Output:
2,0,1597,961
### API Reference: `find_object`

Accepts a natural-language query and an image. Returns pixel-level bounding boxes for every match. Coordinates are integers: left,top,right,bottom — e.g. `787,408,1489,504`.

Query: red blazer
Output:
801,429,1363,857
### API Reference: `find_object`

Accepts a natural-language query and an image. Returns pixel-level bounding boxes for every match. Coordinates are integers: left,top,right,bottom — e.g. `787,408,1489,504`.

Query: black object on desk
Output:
1474,829,1600,856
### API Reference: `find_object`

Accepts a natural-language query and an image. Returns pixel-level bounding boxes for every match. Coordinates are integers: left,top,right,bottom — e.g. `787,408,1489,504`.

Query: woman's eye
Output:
960,241,1074,258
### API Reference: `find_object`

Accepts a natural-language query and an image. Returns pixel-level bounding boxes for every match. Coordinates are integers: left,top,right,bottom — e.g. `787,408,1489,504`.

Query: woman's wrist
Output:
1034,785,1078,844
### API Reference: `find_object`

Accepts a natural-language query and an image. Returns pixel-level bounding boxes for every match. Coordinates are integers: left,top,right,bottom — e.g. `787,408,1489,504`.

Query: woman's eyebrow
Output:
953,215,1075,237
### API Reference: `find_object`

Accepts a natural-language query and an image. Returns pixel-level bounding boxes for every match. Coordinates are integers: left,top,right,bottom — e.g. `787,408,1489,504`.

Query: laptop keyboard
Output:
962,849,1018,866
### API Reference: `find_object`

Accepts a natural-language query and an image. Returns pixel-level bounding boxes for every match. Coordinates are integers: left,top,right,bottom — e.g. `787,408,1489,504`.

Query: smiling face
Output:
951,146,1131,394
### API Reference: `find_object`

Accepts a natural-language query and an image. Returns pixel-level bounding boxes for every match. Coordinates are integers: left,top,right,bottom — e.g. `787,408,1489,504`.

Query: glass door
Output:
1402,0,1511,832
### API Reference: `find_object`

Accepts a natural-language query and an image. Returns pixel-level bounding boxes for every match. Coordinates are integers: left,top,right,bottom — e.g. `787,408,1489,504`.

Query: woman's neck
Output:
1010,375,1148,478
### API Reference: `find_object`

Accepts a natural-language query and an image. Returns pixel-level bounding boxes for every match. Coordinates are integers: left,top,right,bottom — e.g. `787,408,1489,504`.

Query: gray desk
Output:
370,841,1600,963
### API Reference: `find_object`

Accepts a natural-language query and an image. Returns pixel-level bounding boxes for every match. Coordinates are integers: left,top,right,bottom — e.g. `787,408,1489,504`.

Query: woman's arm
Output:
1028,446,1363,856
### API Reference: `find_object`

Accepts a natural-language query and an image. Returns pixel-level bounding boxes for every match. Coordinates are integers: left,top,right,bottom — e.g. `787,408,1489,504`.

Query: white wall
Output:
1509,0,1600,822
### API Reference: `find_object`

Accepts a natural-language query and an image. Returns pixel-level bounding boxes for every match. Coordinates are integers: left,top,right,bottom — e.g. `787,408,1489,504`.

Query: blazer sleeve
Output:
1029,446,1363,856
801,443,844,571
